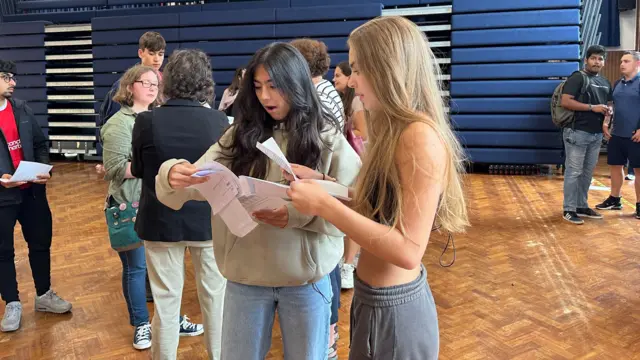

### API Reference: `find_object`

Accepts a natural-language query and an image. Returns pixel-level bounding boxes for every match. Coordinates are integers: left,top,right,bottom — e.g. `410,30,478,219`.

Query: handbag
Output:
346,127,365,157
104,196,142,252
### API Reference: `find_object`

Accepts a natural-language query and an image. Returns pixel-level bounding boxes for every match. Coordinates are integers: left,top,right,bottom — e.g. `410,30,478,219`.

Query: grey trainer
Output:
35,290,72,314
1,301,22,332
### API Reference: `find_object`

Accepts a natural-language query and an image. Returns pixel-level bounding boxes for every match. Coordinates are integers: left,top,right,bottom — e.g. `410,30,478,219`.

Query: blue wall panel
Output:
451,62,579,80
453,0,581,13
92,13,180,30
452,115,557,131
452,26,580,46
466,149,563,164
452,9,580,30
450,80,562,97
92,28,179,44
179,9,276,27
452,45,580,64
451,0,580,164
452,98,551,114
458,131,562,148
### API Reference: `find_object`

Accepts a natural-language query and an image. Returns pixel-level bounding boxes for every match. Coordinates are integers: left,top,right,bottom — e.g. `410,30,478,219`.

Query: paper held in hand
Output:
187,137,348,237
0,161,52,183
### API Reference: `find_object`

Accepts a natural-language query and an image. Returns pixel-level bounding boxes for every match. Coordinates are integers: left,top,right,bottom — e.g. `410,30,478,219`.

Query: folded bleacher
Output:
0,21,49,133
450,0,582,165
91,2,383,115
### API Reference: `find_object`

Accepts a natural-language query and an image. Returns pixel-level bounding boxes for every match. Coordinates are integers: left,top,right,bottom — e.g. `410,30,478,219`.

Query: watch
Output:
588,104,593,111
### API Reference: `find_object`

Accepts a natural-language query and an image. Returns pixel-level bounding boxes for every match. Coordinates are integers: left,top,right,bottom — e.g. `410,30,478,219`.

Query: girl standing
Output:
155,43,361,360
286,16,469,359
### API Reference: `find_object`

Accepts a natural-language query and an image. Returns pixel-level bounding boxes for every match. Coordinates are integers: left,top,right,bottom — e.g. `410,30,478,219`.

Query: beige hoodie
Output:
155,127,361,287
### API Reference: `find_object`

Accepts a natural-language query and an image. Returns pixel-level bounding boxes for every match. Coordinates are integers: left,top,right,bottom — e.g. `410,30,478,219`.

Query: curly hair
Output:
112,64,160,108
290,38,330,77
162,49,215,104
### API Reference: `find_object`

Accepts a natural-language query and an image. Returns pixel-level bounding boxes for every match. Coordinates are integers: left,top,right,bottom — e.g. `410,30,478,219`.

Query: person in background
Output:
101,65,160,350
285,16,469,359
155,42,361,360
290,37,347,360
100,31,166,125
291,38,345,131
0,59,72,333
96,31,166,175
218,67,245,117
132,49,228,360
560,45,612,225
597,51,640,216
332,61,367,291
333,61,367,142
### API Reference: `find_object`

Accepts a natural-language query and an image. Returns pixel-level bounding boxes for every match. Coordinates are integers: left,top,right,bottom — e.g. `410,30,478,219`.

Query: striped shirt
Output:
315,79,345,131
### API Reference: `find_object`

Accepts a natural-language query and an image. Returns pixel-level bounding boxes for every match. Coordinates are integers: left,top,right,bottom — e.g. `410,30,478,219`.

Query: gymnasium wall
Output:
450,0,582,165
0,0,592,165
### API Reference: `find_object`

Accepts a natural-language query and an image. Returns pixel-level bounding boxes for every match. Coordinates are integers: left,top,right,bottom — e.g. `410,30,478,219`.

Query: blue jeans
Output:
118,246,150,326
221,276,332,360
563,128,603,212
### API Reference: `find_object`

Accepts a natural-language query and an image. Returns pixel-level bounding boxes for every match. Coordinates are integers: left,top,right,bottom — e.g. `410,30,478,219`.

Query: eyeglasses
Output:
1,73,16,83
135,80,159,89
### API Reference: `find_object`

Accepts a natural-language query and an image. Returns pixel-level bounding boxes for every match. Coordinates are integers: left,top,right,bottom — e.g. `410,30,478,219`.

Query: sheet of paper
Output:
191,174,239,215
256,137,297,180
239,195,288,213
240,176,290,199
219,197,258,237
190,162,241,215
0,161,52,183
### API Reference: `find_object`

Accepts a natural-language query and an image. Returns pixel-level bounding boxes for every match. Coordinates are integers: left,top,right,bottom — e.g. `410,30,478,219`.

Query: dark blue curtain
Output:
599,0,621,47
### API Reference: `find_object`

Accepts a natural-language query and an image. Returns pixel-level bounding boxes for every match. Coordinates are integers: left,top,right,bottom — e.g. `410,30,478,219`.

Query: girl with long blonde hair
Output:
286,16,469,359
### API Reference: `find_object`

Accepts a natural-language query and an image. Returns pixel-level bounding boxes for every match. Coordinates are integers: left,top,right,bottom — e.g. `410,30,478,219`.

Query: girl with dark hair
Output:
334,61,367,142
155,42,361,360
218,67,245,116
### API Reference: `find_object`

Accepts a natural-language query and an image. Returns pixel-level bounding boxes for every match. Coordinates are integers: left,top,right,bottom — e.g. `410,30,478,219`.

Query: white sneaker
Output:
35,289,72,313
1,301,22,332
340,263,355,289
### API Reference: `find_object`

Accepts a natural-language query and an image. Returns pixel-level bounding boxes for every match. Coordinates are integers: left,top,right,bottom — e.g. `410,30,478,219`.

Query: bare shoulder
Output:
395,121,446,172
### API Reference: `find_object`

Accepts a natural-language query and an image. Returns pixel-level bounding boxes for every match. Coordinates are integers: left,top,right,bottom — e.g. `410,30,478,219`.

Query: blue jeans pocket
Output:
311,276,332,305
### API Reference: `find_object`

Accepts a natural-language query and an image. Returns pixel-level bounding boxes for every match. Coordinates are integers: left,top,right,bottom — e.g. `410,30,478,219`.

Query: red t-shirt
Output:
0,101,24,169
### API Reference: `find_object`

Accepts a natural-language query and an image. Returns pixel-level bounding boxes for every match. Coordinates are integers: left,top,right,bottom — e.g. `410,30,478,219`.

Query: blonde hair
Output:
348,16,469,234
113,65,160,108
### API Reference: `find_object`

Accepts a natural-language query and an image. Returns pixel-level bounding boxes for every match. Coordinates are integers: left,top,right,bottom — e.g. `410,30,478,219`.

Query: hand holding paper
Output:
287,179,333,217
257,137,297,180
0,161,52,184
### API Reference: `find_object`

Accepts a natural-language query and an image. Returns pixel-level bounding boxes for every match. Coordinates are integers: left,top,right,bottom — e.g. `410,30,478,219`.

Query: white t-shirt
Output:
315,79,345,131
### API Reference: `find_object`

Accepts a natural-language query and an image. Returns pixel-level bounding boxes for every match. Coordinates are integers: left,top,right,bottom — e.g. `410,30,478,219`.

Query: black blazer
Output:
0,98,49,206
131,99,228,242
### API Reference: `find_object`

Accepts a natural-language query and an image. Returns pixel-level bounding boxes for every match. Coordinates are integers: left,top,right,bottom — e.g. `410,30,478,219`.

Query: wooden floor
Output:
1,157,640,359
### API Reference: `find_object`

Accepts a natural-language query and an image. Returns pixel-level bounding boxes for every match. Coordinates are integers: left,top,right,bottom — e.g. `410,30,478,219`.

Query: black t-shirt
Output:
562,71,613,134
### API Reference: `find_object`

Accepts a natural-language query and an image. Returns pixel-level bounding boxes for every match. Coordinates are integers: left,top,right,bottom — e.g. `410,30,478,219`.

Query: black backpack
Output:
550,70,590,128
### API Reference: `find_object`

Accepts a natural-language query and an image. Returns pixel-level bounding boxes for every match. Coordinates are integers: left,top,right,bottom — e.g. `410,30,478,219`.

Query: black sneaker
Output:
595,196,622,210
133,323,152,350
576,208,603,219
563,211,584,225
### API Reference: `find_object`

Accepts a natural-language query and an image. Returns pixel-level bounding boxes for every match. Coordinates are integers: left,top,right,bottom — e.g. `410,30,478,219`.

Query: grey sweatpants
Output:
349,265,439,360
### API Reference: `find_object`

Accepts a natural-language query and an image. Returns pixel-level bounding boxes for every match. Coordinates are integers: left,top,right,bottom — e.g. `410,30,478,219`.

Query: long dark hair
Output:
228,67,244,95
336,61,356,126
219,42,340,179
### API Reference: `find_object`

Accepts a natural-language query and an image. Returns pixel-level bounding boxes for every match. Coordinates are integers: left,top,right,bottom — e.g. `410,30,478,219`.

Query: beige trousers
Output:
145,240,226,360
